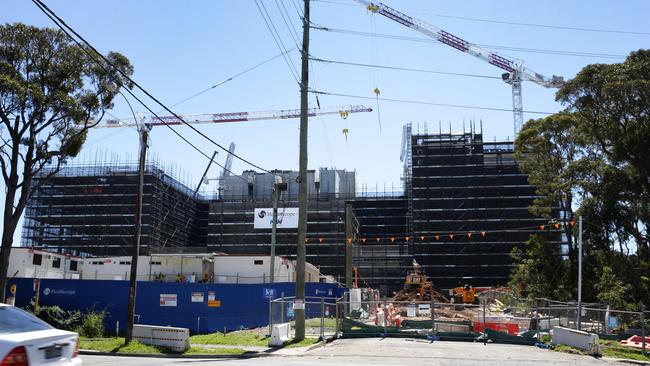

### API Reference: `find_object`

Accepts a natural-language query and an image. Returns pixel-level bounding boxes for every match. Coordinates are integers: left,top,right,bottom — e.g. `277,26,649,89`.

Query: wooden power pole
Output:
125,124,150,345
295,0,310,341
345,203,353,289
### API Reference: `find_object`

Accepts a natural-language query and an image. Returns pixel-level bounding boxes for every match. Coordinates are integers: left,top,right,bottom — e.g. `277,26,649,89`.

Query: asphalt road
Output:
81,338,620,366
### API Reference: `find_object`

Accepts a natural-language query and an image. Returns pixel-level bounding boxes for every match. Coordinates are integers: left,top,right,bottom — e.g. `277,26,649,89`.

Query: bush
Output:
29,304,82,331
80,311,106,338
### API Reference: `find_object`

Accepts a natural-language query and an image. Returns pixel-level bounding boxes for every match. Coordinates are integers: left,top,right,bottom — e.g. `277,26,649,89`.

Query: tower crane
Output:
353,0,564,135
97,105,373,129
92,104,372,193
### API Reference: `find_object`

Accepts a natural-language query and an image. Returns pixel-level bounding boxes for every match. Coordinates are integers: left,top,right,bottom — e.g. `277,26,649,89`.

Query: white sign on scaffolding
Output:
254,207,298,229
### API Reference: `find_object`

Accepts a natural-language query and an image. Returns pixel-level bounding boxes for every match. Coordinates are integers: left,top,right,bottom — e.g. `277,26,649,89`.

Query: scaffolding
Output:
22,161,209,256
21,123,563,293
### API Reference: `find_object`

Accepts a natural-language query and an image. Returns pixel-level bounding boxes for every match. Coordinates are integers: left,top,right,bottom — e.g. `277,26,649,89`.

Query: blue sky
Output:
2,0,649,243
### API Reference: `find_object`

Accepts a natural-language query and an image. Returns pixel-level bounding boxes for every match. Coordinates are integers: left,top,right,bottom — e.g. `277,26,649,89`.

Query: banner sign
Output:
160,294,177,307
254,207,298,229
191,292,204,303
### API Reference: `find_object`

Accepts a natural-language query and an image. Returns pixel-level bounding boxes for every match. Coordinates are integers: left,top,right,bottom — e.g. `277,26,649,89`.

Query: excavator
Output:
403,260,436,301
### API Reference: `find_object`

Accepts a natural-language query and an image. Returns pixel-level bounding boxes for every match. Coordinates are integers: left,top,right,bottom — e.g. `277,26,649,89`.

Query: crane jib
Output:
488,53,515,73
438,30,469,53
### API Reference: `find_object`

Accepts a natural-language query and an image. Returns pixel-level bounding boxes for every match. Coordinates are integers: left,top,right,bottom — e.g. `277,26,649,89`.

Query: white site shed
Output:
8,247,83,279
81,253,327,284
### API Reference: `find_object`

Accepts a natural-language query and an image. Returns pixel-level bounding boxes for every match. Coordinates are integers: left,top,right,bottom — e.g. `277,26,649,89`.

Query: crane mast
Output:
353,0,564,135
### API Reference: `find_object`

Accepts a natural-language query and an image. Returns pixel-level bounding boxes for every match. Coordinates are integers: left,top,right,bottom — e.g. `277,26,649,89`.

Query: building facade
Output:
20,124,562,292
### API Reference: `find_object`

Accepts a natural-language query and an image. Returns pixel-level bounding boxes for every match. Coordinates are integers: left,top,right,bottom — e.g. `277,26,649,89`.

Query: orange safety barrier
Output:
473,322,519,336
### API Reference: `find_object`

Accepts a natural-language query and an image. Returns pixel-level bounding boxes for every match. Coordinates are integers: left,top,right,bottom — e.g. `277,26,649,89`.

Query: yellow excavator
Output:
403,260,435,301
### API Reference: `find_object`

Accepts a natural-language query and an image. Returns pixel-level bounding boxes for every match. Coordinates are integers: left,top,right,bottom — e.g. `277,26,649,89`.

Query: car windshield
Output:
0,306,53,334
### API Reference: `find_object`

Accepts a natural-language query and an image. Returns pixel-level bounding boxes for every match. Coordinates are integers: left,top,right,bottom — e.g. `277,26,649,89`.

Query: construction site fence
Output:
335,296,648,354
268,295,340,341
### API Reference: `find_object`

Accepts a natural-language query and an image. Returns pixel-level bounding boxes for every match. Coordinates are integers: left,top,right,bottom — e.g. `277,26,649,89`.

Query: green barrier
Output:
482,328,537,346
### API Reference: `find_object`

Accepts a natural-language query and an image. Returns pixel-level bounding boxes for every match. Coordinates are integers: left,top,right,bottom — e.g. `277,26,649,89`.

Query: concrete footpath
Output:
81,338,636,366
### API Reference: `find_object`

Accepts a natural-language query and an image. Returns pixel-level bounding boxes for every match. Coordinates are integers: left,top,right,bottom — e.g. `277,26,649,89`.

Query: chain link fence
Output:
331,289,648,356
269,294,339,340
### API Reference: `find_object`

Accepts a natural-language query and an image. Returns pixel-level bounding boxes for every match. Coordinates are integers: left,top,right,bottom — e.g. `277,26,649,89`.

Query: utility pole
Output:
295,0,310,341
125,124,150,345
270,179,287,283
345,203,353,289
577,215,583,330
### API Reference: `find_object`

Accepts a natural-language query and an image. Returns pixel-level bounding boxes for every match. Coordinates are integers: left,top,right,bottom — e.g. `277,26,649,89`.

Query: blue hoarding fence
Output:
6,278,345,334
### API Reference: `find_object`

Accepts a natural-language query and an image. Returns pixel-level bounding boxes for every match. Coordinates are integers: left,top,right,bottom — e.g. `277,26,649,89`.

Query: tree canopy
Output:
0,23,133,301
511,49,649,308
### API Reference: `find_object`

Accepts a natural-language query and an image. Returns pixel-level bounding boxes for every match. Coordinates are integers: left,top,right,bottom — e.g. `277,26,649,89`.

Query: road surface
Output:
81,338,618,366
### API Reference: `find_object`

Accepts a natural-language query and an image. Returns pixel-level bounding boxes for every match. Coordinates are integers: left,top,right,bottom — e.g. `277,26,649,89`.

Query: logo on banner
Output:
263,288,275,299
254,208,298,229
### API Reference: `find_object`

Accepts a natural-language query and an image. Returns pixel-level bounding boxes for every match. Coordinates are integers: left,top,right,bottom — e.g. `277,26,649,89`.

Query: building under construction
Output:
22,163,209,256
21,123,562,292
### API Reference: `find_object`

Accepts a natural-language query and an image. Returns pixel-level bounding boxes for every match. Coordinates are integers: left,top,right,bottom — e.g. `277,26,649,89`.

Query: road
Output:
81,338,620,366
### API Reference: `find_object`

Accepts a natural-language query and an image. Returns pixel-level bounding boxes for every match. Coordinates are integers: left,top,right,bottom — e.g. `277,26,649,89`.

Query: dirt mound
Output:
391,288,449,303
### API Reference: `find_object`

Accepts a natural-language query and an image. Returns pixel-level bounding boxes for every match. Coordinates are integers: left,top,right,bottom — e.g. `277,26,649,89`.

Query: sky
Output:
2,0,649,244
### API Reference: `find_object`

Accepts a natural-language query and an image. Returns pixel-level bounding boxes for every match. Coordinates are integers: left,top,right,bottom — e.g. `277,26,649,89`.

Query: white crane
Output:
353,0,564,135
96,105,373,129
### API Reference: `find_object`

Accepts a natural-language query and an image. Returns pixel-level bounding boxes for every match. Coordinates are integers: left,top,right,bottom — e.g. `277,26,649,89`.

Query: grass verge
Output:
552,339,650,362
189,331,269,347
600,340,650,362
80,337,247,355
189,329,322,348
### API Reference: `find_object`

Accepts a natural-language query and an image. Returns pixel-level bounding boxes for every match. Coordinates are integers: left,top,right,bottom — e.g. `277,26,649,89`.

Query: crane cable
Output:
370,8,382,135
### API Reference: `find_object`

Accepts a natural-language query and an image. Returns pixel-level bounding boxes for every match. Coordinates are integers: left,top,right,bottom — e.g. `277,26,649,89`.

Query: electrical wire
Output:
168,48,297,109
254,0,301,84
32,0,289,180
415,12,650,37
312,0,650,36
312,25,627,59
310,89,555,115
311,57,502,79
274,0,302,48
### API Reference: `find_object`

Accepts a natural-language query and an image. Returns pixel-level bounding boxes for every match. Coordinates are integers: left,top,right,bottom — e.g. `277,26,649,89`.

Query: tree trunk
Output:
0,189,20,303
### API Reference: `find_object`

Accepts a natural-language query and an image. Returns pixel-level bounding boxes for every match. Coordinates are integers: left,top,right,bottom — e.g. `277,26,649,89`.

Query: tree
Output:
515,112,584,282
556,49,650,255
509,235,568,300
0,23,133,301
594,266,632,310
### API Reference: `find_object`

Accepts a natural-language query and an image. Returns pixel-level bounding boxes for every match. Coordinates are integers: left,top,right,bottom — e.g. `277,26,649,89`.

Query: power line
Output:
415,12,650,37
312,25,627,59
254,0,301,83
313,0,650,36
310,89,555,115
169,48,296,109
274,0,302,48
311,57,501,79
32,0,290,180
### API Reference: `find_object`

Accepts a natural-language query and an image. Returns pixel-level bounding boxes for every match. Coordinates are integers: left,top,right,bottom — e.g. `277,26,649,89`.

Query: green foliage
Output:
509,235,569,300
30,304,82,331
594,266,632,310
512,49,650,306
0,23,134,301
79,310,106,338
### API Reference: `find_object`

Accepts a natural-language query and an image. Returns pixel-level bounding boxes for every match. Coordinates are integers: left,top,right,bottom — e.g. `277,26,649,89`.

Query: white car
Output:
0,303,81,365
